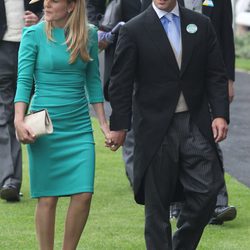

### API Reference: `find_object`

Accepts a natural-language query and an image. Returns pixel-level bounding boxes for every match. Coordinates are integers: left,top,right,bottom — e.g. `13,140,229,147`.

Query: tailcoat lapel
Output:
144,6,180,74
179,6,198,76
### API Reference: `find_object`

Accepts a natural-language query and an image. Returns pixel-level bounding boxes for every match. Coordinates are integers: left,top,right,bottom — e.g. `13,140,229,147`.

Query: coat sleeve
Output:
109,25,137,130
205,19,230,123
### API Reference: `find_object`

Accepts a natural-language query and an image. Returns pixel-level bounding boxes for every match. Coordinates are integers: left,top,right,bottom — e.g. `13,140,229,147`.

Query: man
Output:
0,0,43,202
108,0,229,248
169,0,236,225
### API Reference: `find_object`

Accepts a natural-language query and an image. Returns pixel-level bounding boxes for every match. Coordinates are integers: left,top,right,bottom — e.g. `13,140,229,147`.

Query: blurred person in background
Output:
0,0,43,202
86,0,152,100
236,0,250,33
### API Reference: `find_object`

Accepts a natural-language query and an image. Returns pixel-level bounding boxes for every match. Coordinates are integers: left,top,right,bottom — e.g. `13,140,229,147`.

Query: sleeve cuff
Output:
110,113,131,131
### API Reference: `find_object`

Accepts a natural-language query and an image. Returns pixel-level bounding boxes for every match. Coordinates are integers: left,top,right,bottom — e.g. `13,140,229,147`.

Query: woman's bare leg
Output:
62,193,92,250
35,196,58,250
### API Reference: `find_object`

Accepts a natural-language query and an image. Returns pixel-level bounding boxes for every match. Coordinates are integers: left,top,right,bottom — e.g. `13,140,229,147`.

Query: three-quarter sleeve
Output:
14,27,38,104
85,26,104,104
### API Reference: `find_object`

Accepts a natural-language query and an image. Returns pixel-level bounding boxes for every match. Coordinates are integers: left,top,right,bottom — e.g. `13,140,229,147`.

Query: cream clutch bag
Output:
24,109,53,137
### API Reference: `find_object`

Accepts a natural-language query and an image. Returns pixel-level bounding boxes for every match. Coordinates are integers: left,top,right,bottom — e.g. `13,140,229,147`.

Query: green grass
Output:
236,58,250,72
0,118,250,249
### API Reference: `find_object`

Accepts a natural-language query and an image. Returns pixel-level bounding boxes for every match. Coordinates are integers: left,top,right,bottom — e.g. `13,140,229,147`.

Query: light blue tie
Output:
161,14,181,56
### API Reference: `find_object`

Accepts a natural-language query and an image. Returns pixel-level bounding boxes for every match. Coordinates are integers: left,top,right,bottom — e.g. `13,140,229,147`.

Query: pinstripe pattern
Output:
144,112,223,250
215,145,229,206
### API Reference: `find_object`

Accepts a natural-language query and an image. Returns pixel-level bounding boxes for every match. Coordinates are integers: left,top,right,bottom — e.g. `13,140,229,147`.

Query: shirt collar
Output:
152,1,180,19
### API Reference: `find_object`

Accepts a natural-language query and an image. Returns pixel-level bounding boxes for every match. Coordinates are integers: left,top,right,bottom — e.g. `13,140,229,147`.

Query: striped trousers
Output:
144,112,223,250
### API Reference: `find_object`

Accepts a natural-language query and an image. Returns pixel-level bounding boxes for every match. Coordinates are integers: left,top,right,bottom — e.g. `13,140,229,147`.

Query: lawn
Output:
0,118,250,249
236,58,250,72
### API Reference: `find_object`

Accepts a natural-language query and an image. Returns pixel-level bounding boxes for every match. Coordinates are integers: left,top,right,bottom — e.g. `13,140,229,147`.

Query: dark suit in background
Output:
109,1,229,248
0,0,43,202
184,0,235,81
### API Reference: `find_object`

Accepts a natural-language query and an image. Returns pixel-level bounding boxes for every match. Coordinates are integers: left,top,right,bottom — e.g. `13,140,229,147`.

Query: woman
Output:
14,0,109,249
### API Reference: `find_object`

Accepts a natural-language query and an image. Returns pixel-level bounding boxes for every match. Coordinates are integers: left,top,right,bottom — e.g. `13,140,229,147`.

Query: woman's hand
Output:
100,122,113,147
91,103,112,147
15,120,36,144
108,130,127,151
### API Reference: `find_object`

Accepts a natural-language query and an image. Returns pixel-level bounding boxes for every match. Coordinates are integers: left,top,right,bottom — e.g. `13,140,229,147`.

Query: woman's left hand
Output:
100,122,112,147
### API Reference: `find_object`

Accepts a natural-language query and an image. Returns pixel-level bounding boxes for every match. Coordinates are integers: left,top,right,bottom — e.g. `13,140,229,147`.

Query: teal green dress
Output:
14,22,104,198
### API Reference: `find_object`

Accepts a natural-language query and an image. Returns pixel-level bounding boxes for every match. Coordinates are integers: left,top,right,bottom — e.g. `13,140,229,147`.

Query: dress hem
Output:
31,187,94,198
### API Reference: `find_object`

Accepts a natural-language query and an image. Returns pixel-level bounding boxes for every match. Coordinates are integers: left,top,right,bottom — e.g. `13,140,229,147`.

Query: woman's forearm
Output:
91,102,107,126
14,102,28,124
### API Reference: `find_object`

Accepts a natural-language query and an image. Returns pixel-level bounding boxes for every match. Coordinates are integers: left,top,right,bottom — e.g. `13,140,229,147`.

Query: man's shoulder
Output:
124,10,148,30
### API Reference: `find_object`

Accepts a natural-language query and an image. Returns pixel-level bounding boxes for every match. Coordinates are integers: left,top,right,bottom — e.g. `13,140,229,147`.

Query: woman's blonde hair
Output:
45,0,91,63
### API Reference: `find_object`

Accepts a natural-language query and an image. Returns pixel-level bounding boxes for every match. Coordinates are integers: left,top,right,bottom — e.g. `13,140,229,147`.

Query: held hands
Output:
23,11,39,27
15,120,36,144
100,121,112,145
212,118,228,143
105,130,127,151
100,122,126,151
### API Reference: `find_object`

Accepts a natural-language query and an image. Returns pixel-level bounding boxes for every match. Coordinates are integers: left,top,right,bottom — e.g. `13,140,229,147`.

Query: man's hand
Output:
108,130,127,151
24,11,39,27
97,31,115,51
212,118,228,143
228,79,234,103
98,39,109,51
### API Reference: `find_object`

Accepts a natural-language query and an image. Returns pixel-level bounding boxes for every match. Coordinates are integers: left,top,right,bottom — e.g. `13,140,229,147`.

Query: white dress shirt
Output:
3,0,25,42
